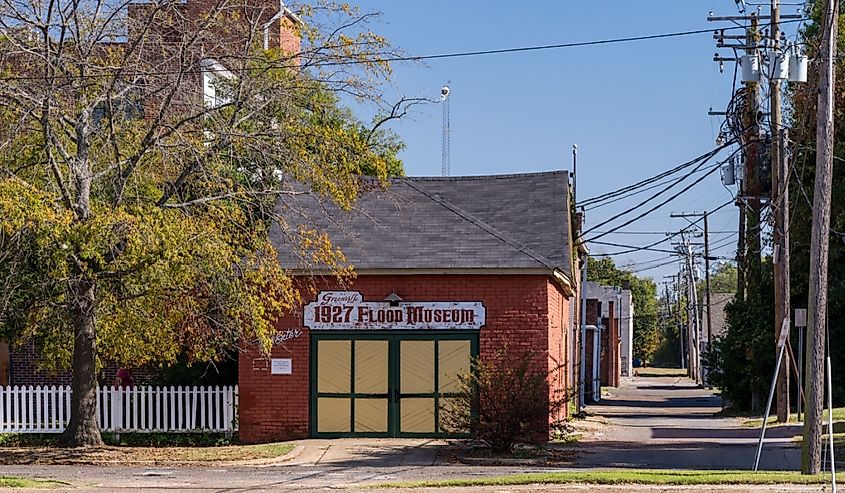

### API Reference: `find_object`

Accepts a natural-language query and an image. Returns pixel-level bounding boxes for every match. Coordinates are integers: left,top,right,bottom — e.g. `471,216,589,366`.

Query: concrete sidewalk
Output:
573,374,802,470
283,438,447,467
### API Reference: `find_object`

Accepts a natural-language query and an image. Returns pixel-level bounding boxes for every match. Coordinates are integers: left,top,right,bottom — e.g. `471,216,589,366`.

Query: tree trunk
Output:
59,279,103,447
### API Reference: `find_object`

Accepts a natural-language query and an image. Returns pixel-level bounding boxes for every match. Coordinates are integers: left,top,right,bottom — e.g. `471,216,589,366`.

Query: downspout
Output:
579,254,588,410
593,325,601,402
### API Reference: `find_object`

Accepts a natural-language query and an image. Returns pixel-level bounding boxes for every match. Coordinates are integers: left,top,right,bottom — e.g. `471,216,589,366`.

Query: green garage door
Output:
311,333,477,437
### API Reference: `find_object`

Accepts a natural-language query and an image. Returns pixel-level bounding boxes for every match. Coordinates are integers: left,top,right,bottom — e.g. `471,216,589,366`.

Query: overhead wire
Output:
583,161,721,212
577,146,724,208
579,147,729,238
586,199,734,256
0,19,807,81
580,146,745,245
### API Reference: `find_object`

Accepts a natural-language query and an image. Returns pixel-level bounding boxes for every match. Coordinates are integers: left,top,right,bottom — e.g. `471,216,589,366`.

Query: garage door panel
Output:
355,340,388,394
400,397,435,433
400,340,434,394
354,398,388,433
438,340,471,393
317,397,351,433
317,340,351,394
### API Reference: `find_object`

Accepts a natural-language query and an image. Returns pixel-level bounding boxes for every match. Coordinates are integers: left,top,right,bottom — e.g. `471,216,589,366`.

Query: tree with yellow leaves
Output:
0,0,420,446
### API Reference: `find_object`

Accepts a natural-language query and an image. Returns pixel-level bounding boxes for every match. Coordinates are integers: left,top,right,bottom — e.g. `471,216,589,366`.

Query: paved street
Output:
0,440,538,492
575,373,802,470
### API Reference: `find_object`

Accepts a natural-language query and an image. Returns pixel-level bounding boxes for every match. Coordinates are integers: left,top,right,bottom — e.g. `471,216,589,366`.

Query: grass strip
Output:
0,476,63,488
371,470,836,488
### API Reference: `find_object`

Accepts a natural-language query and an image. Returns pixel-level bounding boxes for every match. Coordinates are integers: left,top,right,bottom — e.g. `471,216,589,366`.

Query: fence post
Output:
63,386,70,429
132,386,138,431
51,386,58,432
25,386,33,432
0,386,4,433
123,386,130,432
168,386,175,432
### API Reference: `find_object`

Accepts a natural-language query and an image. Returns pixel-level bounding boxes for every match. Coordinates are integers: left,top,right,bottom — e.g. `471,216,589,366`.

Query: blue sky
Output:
345,1,804,281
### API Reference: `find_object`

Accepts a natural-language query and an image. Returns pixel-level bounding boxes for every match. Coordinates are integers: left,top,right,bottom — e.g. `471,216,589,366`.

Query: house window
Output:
200,59,234,108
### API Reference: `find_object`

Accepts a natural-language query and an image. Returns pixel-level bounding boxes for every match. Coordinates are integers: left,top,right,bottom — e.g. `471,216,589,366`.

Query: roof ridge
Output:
401,179,558,270
404,170,568,181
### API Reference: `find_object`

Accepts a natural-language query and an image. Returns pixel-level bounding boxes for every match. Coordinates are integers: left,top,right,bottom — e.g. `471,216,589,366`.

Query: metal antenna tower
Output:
441,83,450,176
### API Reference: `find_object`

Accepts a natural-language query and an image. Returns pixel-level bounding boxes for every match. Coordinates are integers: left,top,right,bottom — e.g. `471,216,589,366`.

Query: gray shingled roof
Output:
270,171,573,275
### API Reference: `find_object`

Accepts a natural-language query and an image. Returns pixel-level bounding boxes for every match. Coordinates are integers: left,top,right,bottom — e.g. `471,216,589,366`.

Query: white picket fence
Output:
0,385,238,433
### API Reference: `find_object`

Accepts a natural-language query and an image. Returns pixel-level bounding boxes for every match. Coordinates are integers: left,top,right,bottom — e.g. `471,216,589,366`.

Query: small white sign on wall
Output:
270,358,292,375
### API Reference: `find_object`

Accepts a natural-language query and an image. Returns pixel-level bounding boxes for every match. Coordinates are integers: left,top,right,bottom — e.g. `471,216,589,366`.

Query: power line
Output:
586,199,734,256
583,163,718,211
588,241,678,254
0,20,807,81
580,150,724,238
591,230,737,235
580,146,744,244
577,146,723,208
321,19,806,65
629,258,680,274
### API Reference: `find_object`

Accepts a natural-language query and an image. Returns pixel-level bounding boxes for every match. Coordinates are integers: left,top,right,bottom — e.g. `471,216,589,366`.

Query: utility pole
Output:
685,241,702,385
671,212,711,384
674,234,702,384
676,273,685,370
770,0,791,424
663,276,681,369
745,13,763,292
737,205,746,301
703,212,713,356
802,0,838,476
710,7,803,308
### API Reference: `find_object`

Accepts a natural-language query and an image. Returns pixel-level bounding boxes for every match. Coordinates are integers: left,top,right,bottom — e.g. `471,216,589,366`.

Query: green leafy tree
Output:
704,261,774,411
707,262,738,294
0,0,414,446
587,257,660,361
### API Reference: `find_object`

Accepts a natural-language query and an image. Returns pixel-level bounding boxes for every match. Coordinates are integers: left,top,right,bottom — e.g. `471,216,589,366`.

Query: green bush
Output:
441,348,565,454
703,262,774,412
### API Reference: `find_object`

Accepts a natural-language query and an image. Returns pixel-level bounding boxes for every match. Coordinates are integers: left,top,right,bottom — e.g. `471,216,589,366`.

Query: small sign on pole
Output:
794,308,807,328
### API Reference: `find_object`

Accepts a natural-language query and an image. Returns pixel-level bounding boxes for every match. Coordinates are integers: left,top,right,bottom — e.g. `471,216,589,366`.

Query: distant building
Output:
705,292,734,341
587,282,634,377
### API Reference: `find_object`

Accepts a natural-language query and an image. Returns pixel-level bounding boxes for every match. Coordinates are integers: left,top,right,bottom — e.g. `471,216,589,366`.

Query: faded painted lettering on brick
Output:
303,291,485,330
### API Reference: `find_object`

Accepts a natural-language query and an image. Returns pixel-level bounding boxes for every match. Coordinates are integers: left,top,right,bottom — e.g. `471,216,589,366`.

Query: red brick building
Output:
238,171,579,443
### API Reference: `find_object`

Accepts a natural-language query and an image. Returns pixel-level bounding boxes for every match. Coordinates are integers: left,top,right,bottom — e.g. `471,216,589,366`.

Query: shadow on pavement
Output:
594,397,718,408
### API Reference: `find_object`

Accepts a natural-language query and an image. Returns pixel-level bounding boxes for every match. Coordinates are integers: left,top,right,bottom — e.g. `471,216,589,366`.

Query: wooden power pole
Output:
744,13,763,294
770,0,791,425
801,0,838,475
703,212,713,359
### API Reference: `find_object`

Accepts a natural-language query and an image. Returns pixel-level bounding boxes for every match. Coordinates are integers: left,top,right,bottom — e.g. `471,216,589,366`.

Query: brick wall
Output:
586,299,600,326
0,341,8,386
126,0,301,120
238,273,573,444
8,341,153,387
594,301,621,389
546,280,572,423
